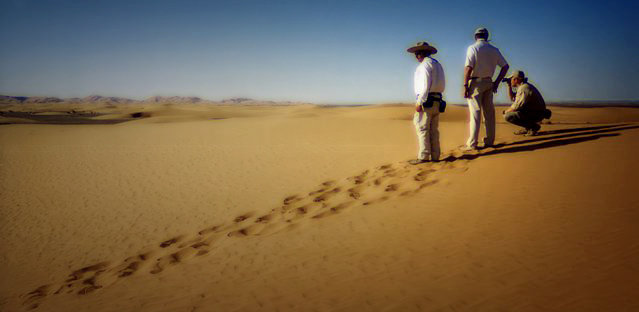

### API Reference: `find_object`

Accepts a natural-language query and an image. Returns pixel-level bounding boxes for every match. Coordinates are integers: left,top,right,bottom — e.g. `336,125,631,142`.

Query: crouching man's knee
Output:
504,112,518,124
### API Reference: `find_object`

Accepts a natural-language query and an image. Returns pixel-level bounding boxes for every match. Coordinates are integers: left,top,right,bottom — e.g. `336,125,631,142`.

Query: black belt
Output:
421,93,446,113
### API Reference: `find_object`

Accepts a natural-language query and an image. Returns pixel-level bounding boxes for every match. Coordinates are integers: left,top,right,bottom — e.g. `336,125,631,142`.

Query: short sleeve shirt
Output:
465,39,507,78
511,82,546,113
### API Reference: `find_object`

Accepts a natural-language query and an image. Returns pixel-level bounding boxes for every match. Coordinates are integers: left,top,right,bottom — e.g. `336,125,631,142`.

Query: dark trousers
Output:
504,111,543,130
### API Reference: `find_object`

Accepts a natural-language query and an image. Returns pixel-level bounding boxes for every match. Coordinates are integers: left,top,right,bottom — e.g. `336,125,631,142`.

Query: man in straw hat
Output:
503,70,550,136
462,27,509,150
406,41,446,165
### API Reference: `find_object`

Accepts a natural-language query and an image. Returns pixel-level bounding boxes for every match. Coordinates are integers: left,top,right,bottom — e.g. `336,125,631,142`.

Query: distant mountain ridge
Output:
0,95,296,105
0,95,64,104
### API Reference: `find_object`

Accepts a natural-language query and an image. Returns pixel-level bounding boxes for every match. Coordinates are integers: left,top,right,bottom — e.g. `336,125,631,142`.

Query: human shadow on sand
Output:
444,124,639,162
537,124,628,136
491,124,639,149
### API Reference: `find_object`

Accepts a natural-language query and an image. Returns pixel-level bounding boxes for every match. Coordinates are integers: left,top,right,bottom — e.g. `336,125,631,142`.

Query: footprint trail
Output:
21,150,474,310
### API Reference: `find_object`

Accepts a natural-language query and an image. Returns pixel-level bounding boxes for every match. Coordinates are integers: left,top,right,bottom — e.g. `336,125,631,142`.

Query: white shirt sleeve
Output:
496,48,507,67
416,64,431,104
414,64,424,100
439,62,445,92
465,46,475,68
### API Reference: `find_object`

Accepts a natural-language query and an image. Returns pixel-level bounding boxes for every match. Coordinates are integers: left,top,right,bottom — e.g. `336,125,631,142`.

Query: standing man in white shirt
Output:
463,27,509,150
406,41,446,165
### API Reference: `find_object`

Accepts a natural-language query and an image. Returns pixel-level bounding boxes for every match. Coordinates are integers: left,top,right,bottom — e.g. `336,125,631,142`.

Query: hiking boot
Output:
525,124,541,136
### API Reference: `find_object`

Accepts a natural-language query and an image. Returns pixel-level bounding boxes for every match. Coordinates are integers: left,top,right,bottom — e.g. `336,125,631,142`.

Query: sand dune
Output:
1,104,639,311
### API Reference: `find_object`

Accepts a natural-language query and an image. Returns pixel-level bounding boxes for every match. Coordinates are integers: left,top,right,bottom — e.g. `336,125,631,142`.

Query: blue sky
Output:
0,0,637,104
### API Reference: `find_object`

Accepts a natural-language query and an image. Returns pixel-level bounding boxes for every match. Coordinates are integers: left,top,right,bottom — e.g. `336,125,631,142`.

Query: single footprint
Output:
296,206,309,215
313,187,341,202
23,285,51,310
255,214,274,223
362,196,388,206
159,236,185,248
348,170,369,185
227,223,266,237
65,262,110,282
234,213,254,223
347,186,362,199
385,184,399,192
283,195,302,206
321,180,336,187
377,164,392,170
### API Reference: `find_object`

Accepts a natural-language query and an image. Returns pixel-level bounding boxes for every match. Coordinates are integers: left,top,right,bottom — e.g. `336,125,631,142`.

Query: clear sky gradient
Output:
1,0,637,104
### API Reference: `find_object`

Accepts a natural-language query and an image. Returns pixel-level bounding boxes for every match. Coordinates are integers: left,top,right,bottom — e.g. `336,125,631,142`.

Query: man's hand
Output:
493,64,509,94
463,85,470,99
506,79,516,102
415,104,423,113
492,81,500,93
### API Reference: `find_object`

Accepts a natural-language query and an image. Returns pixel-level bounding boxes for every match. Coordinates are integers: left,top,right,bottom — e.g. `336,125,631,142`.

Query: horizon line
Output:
1,93,638,106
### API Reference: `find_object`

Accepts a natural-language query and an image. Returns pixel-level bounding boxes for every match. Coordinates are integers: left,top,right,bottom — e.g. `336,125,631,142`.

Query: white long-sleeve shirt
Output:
414,57,445,104
465,39,508,78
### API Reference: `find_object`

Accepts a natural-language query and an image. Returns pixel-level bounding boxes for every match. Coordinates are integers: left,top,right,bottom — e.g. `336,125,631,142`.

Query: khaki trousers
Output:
466,79,495,147
413,105,440,161
504,111,543,130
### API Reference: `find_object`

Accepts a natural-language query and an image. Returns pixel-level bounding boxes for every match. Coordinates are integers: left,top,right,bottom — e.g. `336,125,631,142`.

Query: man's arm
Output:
463,66,472,99
504,84,515,113
492,64,509,93
415,65,430,112
507,80,515,102
416,65,432,112
505,85,527,113
463,46,475,99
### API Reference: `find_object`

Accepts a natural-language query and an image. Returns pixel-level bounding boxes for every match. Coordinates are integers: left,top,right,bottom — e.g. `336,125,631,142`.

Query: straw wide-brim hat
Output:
406,41,437,54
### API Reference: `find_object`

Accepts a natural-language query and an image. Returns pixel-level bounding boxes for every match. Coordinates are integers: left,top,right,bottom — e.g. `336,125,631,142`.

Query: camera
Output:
501,78,510,83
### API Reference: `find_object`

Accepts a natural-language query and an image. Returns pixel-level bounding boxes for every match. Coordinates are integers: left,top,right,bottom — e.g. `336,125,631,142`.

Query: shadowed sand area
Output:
1,103,639,311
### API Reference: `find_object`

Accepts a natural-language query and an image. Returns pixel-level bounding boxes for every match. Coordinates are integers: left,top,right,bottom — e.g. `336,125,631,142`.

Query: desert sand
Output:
1,102,639,312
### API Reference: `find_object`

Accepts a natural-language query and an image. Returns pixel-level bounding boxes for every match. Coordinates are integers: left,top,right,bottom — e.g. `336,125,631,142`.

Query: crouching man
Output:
503,70,550,136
